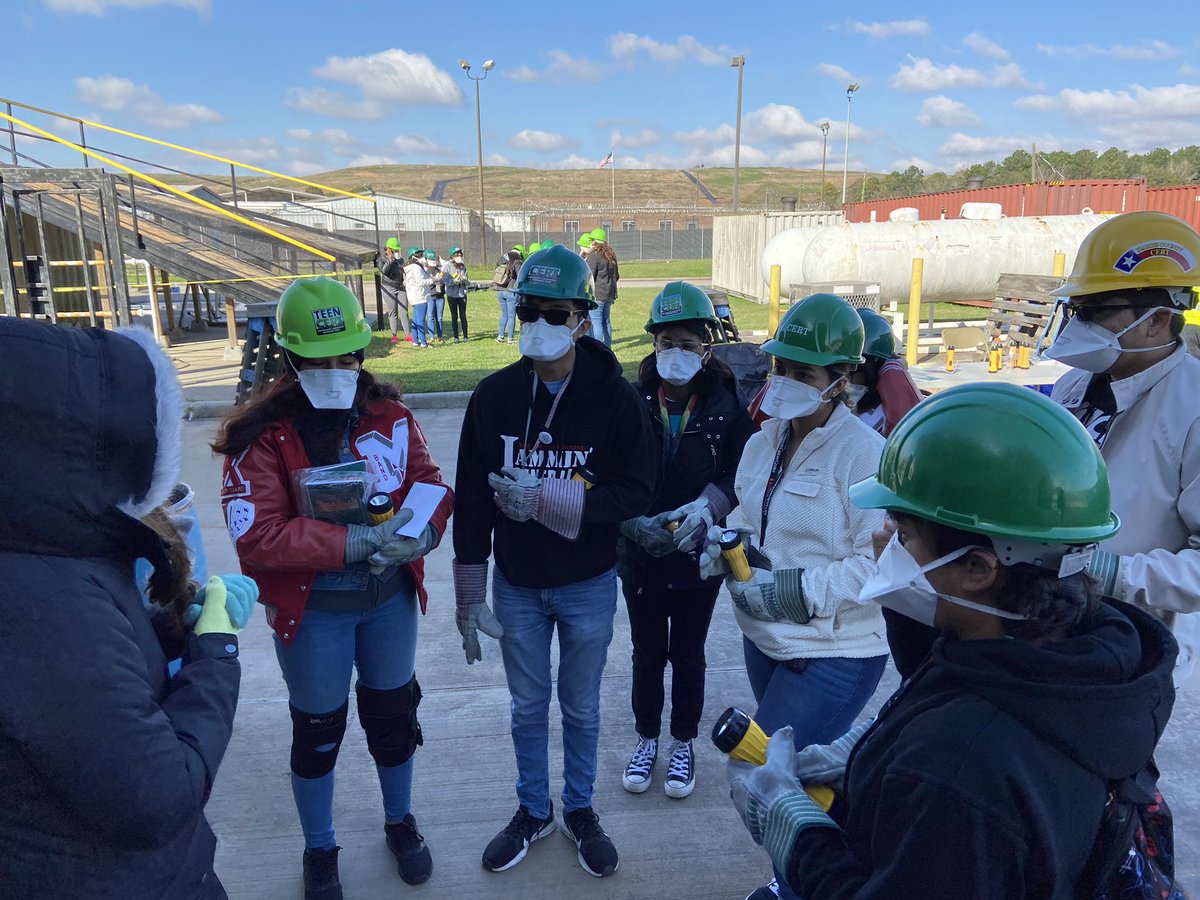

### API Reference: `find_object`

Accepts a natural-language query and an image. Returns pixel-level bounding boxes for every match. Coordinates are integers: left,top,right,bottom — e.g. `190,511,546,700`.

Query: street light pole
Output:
730,56,745,212
841,83,859,206
460,58,494,267
819,120,830,207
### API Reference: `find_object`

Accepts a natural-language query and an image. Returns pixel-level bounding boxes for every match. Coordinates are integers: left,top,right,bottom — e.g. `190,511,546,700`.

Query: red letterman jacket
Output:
220,399,454,644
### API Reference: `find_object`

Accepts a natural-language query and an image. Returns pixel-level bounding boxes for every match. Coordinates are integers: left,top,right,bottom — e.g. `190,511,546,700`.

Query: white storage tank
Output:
889,207,920,222
959,202,1003,221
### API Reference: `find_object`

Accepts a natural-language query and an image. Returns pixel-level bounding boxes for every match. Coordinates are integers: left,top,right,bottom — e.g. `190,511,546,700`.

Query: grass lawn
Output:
365,288,988,394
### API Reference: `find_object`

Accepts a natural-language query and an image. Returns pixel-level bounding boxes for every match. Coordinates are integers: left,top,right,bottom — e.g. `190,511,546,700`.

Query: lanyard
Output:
522,370,574,457
656,387,698,468
760,426,793,539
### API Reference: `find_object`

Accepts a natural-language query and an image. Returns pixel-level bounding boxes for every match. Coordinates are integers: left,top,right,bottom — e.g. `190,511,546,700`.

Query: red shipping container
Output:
1145,186,1200,231
843,180,1146,223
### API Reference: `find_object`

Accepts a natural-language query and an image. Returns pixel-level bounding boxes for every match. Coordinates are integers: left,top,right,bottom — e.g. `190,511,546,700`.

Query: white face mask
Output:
860,533,1029,627
844,383,869,407
519,318,582,362
1045,306,1178,373
297,368,359,410
656,347,707,386
759,374,840,420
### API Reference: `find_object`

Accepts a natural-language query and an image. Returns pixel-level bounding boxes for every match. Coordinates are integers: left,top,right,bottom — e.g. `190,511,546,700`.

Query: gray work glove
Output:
368,523,438,569
344,508,415,563
619,512,677,557
453,560,504,665
488,466,586,540
666,498,716,553
793,718,873,787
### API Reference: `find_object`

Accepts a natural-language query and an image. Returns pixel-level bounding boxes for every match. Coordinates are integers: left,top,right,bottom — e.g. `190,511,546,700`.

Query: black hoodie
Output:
0,319,240,899
785,600,1176,900
454,336,655,586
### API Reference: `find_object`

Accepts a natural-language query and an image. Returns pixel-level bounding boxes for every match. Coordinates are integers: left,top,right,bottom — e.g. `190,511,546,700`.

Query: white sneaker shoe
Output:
664,739,695,798
621,736,657,793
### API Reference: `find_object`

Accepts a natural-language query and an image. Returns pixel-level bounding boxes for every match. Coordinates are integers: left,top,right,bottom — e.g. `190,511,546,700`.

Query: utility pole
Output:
841,83,860,206
730,56,745,211
460,58,495,266
819,121,830,206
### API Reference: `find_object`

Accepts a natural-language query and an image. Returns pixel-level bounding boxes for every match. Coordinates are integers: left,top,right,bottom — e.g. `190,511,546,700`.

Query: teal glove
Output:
1086,549,1121,598
729,726,839,874
793,717,873,787
726,566,810,623
184,574,258,631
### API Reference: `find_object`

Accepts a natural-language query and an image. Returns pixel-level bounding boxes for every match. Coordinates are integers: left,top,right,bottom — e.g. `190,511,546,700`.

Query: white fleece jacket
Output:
728,403,889,661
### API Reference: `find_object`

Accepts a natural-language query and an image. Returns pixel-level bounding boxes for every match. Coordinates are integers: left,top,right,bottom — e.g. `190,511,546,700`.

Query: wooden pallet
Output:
987,273,1065,349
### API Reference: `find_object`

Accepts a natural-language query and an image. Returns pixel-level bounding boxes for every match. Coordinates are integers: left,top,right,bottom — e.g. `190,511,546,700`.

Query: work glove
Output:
793,718,873,788
666,498,716,553
188,575,258,637
619,512,677,558
727,566,810,624
488,466,586,540
728,726,839,876
344,508,416,563
453,560,504,665
368,523,438,571
698,526,769,580
1085,549,1121,599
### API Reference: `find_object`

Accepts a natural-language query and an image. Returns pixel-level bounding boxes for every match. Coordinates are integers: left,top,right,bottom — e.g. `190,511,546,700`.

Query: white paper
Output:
396,483,447,538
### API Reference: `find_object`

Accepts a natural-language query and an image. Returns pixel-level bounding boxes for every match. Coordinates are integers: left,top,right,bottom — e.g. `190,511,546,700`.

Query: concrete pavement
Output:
189,410,1200,899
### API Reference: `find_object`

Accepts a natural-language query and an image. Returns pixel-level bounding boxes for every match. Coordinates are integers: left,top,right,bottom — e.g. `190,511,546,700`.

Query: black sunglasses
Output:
516,304,577,326
1064,303,1147,323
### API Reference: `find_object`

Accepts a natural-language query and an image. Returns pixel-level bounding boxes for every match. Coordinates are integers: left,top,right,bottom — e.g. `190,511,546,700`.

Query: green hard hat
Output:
761,293,866,366
512,244,526,256
516,245,597,309
577,234,594,248
645,281,720,332
275,277,372,358
449,246,462,256
406,246,421,258
385,237,400,251
857,308,896,360
424,249,436,258
850,383,1120,547
528,242,542,254
540,238,556,248
590,228,606,241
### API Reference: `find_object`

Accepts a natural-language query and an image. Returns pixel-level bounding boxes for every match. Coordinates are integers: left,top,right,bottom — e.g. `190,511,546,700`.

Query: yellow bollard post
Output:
1053,251,1066,278
768,264,782,336
906,258,923,367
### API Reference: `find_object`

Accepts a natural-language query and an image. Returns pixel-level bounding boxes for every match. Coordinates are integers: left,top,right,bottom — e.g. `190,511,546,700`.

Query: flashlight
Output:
712,707,835,811
719,528,753,582
367,492,394,524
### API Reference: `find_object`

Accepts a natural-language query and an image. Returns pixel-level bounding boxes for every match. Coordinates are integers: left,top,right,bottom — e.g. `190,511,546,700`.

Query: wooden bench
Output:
987,273,1066,351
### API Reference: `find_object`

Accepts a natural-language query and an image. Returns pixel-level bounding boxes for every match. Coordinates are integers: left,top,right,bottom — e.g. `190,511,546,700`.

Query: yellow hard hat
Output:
1053,211,1200,306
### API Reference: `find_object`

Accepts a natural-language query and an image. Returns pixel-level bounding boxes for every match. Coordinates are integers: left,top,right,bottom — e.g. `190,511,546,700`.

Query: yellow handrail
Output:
0,111,337,263
0,96,374,203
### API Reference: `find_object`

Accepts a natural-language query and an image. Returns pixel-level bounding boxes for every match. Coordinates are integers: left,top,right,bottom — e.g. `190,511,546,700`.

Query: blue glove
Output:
184,574,258,630
729,726,839,875
726,566,810,623
1086,549,1121,598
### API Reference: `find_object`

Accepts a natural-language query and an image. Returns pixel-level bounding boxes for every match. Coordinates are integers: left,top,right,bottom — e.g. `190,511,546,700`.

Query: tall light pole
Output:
729,56,745,212
819,120,831,206
459,58,494,266
840,83,860,206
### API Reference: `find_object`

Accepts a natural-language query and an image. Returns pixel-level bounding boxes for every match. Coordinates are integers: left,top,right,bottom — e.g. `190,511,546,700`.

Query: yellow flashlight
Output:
712,707,835,811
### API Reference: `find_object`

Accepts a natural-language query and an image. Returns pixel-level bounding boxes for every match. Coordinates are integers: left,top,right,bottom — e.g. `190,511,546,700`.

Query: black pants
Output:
623,579,720,742
448,295,468,339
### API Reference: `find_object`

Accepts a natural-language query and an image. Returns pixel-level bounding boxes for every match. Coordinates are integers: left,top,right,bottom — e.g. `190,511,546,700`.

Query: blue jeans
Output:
588,300,613,346
425,296,445,340
497,289,517,340
743,636,886,899
274,589,419,848
492,566,617,818
409,302,428,346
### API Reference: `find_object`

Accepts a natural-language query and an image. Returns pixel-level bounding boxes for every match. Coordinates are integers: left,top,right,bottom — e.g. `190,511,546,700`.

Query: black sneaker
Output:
482,803,557,872
664,739,695,799
561,807,618,877
385,813,433,885
302,846,343,900
744,878,782,900
622,736,657,793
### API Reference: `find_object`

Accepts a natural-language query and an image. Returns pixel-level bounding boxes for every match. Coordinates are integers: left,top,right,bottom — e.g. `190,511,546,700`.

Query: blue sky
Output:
4,0,1200,180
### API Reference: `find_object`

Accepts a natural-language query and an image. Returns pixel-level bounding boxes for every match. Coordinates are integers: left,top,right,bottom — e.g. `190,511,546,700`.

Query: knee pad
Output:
289,701,348,779
356,676,424,767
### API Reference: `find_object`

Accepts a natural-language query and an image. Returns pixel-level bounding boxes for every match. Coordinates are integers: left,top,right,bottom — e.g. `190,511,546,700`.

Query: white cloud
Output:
287,49,462,120
1181,63,1200,77
846,18,930,38
505,49,604,83
890,56,1030,91
548,153,603,169
916,95,982,127
43,0,209,17
392,134,457,157
284,159,328,176
509,129,574,153
607,32,737,66
348,154,400,168
485,153,510,166
892,156,934,172
1016,83,1200,150
816,63,852,81
939,131,1064,166
611,128,660,149
203,137,281,165
1036,40,1177,60
285,127,359,155
963,32,1009,60
74,75,221,128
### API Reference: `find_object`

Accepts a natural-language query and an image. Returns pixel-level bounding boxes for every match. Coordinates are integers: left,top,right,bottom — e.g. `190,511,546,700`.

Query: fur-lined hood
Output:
0,319,182,560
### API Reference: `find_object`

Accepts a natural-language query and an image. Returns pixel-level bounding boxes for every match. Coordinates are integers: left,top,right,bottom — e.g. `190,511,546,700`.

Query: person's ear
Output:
959,549,1002,594
1147,308,1176,338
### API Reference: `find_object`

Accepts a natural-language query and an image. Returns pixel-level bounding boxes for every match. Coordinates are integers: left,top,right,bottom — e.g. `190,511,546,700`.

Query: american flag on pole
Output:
598,148,614,169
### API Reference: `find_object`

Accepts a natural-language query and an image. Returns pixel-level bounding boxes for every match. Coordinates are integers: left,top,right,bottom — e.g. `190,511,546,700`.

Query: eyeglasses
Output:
1064,303,1146,323
516,304,577,326
655,338,708,353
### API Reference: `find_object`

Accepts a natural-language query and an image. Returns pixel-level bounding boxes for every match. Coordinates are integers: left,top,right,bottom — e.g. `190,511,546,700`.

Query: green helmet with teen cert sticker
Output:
516,245,597,308
850,383,1120,550
761,293,866,366
645,281,720,332
275,277,372,358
